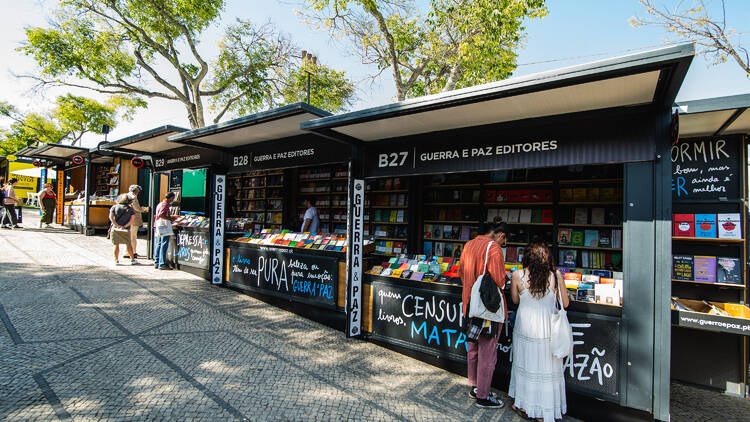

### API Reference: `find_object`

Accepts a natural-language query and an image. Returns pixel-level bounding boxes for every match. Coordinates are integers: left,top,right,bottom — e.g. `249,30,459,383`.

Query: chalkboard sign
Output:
672,136,741,201
371,281,620,399
176,227,210,269
228,245,338,308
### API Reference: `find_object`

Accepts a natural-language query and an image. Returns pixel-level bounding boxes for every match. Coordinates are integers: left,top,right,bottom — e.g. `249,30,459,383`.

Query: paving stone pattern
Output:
3,215,571,422
3,216,746,421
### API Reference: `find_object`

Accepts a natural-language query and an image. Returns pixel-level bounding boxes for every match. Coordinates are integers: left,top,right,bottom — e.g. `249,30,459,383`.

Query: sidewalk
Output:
1,212,569,421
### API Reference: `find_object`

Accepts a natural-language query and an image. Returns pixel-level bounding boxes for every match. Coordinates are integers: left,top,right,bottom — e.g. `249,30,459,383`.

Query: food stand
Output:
300,44,695,421
101,126,225,280
671,94,750,397
167,103,364,326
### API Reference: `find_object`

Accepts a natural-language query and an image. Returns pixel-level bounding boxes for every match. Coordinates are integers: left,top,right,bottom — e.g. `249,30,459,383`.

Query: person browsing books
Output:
301,198,320,233
457,221,509,409
154,192,176,270
109,194,137,266
125,185,149,259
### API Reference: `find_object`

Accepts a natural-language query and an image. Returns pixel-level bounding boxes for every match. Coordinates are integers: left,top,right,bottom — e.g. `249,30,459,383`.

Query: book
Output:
541,209,554,224
574,208,588,224
497,209,509,223
531,209,543,223
519,209,532,223
673,214,695,237
573,188,587,201
443,225,453,239
598,230,611,247
717,213,741,239
584,230,599,247
595,285,621,306
559,249,577,267
611,229,622,248
582,274,600,283
693,256,717,282
507,209,520,223
506,247,518,263
577,288,596,303
460,226,471,240
591,208,605,225
672,255,694,280
487,209,499,223
517,247,525,263
570,230,584,246
717,257,742,284
434,242,445,256
695,214,717,238
558,228,572,245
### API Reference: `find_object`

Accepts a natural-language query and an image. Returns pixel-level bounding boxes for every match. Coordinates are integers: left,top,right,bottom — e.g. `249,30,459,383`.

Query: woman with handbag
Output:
153,192,176,270
509,242,569,422
2,178,22,229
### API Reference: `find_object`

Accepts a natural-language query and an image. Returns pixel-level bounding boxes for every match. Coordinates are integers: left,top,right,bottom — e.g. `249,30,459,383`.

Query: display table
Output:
225,241,347,310
365,274,622,401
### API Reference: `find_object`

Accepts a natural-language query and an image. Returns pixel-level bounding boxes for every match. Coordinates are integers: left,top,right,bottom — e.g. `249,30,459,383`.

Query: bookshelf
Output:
367,177,409,256
228,170,284,232
296,165,348,234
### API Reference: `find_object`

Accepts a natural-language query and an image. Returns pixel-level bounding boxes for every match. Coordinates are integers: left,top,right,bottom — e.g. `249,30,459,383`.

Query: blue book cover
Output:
423,241,433,255
695,214,717,238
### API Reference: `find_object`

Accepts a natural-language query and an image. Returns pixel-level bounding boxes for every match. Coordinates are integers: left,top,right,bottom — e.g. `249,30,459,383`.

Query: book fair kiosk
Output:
101,125,224,280
165,103,363,325
300,44,695,421
671,94,750,397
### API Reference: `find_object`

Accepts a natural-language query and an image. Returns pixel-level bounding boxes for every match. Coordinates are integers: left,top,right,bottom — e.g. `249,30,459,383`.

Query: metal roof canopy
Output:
301,44,694,142
102,125,187,154
676,93,750,137
167,103,332,150
28,143,89,161
13,146,40,158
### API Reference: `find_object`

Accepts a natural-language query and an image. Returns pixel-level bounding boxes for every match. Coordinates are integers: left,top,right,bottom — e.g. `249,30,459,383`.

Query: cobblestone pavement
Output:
0,214,583,422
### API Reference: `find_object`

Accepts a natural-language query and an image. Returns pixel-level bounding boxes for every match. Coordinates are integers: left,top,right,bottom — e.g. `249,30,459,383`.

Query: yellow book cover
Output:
572,188,587,201
587,187,600,202
389,210,397,222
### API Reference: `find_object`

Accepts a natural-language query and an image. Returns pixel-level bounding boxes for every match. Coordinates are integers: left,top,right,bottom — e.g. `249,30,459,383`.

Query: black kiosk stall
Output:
670,94,750,397
101,125,225,280
167,103,360,328
301,44,695,421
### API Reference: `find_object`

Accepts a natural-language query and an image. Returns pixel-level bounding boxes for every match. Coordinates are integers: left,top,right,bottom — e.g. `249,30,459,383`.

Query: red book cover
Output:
509,191,523,202
673,214,695,237
485,190,496,203
506,246,518,263
541,209,554,223
495,190,509,202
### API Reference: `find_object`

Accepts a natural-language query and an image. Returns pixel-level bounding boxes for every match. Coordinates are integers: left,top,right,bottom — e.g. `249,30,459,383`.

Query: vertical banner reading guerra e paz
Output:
672,136,741,201
348,179,365,337
211,174,225,284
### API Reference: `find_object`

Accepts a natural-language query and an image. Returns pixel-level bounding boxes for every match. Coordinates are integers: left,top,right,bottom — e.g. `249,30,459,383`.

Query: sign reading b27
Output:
378,151,409,168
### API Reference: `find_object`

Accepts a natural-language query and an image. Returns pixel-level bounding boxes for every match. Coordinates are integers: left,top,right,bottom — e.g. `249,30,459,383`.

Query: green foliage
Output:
20,1,356,127
280,63,356,112
0,94,141,154
301,0,547,100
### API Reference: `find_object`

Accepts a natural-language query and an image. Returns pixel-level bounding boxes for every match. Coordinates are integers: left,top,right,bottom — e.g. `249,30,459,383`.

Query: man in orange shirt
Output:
458,222,509,408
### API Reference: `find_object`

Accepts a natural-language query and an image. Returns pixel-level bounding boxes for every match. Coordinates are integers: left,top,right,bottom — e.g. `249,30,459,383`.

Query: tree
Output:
20,1,356,128
280,62,356,112
632,0,749,76
299,0,547,101
0,94,137,155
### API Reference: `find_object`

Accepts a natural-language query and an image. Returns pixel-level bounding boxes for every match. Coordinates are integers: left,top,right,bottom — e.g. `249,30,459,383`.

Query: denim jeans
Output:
154,235,171,268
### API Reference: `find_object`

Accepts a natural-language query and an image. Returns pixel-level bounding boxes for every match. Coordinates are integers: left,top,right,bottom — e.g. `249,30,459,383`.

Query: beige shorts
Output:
130,224,140,245
111,228,130,245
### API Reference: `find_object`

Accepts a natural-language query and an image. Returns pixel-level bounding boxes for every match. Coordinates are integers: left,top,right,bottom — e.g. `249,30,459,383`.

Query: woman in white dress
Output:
509,242,569,421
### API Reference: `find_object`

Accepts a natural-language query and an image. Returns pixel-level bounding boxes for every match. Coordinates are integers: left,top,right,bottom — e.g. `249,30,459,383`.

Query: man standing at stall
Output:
458,222,509,409
301,198,320,233
154,192,176,270
126,185,149,259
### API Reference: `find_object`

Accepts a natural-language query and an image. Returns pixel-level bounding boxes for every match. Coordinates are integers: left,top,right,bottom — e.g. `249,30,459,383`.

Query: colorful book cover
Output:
570,231,584,246
598,230,611,248
576,288,596,303
410,272,425,281
584,230,599,247
460,226,471,240
559,249,577,267
558,229,572,245
672,255,695,281
695,214,717,238
673,214,695,237
541,209,554,224
717,213,742,239
592,269,613,278
423,241,433,256
693,256,717,282
717,257,742,284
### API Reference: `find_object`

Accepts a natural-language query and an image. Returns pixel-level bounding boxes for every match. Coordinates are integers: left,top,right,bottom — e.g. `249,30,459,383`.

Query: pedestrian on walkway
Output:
508,242,568,422
109,194,137,266
37,183,57,228
458,221,509,409
154,192,176,270
2,178,22,229
125,185,149,259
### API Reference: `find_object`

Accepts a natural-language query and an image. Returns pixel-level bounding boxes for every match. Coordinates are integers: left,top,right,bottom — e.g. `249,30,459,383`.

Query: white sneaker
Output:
45,224,52,228
113,260,120,266
39,221,43,228
130,259,137,265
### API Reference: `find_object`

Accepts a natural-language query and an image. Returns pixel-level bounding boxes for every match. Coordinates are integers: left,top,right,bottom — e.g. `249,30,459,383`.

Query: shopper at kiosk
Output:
108,194,137,266
38,183,57,228
154,192,176,270
301,198,320,233
458,222,509,409
125,185,149,259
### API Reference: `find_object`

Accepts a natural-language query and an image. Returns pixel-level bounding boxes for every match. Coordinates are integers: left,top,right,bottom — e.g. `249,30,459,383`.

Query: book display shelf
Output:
366,177,409,257
227,170,285,233
297,165,349,235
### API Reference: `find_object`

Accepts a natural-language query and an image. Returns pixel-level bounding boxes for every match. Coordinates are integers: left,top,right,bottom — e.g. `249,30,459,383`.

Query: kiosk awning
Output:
167,103,331,150
301,44,694,142
29,143,89,160
102,125,187,154
676,94,750,137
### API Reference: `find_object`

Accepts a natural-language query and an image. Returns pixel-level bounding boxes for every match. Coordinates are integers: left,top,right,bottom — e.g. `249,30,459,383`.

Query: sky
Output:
0,0,748,148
